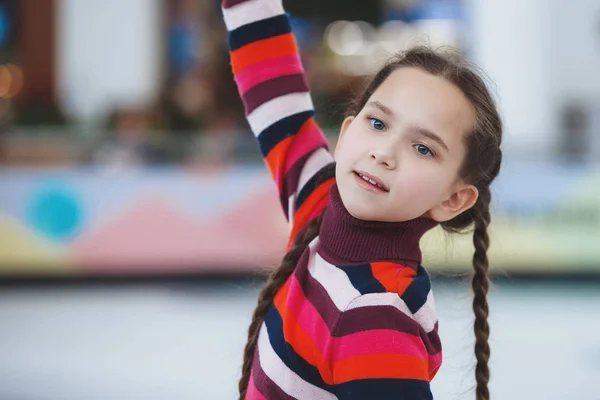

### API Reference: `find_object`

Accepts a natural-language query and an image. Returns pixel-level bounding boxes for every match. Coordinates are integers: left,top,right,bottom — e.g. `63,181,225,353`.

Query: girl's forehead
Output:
371,67,476,138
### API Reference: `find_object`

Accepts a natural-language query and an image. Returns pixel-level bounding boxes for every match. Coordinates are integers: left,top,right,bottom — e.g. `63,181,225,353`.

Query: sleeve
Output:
222,0,335,243
328,296,442,400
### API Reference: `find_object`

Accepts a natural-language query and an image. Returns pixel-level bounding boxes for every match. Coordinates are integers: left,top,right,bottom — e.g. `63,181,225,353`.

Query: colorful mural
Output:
1,162,599,276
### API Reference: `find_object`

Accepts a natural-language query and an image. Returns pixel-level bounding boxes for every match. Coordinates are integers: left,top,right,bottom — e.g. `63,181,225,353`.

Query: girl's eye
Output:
414,144,434,157
369,118,385,131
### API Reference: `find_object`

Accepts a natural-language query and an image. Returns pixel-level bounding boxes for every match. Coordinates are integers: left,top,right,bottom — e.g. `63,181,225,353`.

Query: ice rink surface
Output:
1,279,599,400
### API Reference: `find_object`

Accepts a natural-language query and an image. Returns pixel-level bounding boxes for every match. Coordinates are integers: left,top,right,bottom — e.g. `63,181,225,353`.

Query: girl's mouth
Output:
353,171,389,193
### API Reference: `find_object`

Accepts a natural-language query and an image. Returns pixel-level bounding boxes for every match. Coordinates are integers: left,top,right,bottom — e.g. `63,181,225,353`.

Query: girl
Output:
222,0,502,399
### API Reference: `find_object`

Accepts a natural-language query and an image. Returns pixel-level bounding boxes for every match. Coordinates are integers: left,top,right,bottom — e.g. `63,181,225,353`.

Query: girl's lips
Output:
353,171,389,193
354,170,389,192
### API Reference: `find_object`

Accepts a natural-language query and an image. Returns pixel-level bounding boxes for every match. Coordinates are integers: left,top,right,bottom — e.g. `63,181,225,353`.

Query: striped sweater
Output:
223,1,443,398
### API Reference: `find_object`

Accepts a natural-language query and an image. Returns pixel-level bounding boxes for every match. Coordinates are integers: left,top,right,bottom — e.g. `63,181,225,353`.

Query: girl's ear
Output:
334,116,354,161
426,184,479,222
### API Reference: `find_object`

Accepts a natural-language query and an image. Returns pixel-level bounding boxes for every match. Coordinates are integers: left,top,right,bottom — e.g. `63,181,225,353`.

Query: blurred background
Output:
0,0,599,399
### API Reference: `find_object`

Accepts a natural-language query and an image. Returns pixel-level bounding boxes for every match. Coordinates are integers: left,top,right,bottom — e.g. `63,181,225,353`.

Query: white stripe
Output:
346,292,413,317
308,243,362,311
247,92,314,136
296,148,334,197
222,0,285,31
257,324,336,399
287,194,295,227
414,290,437,333
347,291,438,333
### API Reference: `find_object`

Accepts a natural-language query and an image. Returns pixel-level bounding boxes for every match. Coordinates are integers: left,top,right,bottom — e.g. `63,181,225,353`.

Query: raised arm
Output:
222,0,335,243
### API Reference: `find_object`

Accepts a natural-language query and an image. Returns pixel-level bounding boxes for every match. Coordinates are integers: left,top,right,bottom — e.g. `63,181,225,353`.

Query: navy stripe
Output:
401,265,431,314
334,378,432,400
228,14,291,51
295,159,334,210
337,264,387,295
257,110,313,157
264,304,335,394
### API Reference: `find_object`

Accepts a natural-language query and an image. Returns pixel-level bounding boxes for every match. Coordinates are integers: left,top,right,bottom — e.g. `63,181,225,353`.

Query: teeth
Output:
359,174,382,189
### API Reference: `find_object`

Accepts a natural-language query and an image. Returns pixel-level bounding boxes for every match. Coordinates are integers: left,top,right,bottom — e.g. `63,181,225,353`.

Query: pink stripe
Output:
273,127,327,190
246,371,268,400
235,54,305,95
330,329,428,362
283,128,327,173
286,274,333,357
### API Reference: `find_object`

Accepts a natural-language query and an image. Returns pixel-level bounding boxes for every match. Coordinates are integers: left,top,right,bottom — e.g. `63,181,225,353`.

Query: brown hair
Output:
239,46,502,400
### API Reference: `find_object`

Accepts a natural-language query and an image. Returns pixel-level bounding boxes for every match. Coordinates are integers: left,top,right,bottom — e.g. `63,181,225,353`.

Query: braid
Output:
471,186,492,400
238,212,324,399
342,44,503,399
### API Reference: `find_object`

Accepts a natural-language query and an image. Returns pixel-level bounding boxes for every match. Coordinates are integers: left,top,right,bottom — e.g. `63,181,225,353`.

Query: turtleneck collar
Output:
318,184,438,266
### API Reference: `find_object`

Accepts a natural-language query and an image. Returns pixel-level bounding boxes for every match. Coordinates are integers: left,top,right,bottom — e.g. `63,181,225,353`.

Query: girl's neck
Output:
318,184,439,266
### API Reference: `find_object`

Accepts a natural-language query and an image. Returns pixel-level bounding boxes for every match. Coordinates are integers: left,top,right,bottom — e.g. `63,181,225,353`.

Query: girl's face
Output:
334,67,479,223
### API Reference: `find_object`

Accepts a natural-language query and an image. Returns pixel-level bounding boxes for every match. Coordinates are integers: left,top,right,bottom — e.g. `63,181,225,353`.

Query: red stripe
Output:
370,262,418,295
264,133,293,190
231,33,298,74
288,178,335,245
273,282,325,371
285,273,335,384
370,262,400,293
332,353,430,383
397,266,417,296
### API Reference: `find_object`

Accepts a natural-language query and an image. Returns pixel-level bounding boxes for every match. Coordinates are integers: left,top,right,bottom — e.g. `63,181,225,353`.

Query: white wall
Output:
549,0,600,102
464,0,600,158
464,0,555,157
549,0,600,163
57,0,162,122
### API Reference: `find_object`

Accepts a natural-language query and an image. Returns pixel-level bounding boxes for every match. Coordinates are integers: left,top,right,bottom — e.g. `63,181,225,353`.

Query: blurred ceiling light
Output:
353,21,376,55
326,17,461,76
377,20,419,53
377,20,402,53
335,56,363,76
412,19,460,48
335,53,381,77
326,20,366,56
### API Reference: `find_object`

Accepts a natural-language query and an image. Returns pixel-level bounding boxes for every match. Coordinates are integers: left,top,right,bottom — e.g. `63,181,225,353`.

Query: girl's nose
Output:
369,147,396,170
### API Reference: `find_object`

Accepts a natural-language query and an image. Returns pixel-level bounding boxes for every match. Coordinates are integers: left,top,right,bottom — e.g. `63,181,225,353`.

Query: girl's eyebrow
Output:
414,126,450,153
366,101,450,153
366,101,396,119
